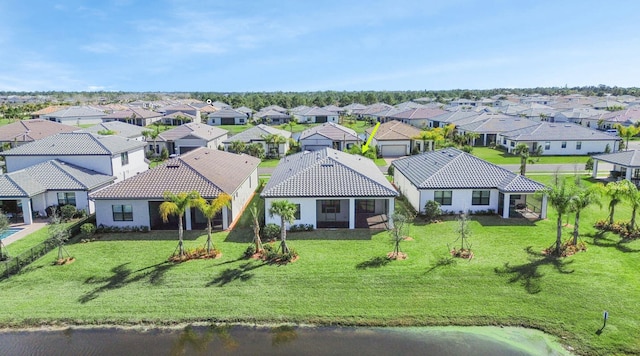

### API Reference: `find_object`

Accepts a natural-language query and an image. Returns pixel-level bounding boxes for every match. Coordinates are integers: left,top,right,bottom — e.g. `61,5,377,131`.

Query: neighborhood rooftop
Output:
0,132,146,156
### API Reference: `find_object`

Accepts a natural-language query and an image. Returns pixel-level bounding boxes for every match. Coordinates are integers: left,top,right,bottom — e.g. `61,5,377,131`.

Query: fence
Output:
0,215,95,280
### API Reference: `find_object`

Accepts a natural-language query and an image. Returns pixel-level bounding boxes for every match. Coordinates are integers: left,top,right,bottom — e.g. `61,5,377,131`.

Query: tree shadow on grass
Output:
585,231,640,253
494,246,574,294
224,228,253,243
206,261,265,287
355,256,391,270
79,261,177,303
425,256,457,274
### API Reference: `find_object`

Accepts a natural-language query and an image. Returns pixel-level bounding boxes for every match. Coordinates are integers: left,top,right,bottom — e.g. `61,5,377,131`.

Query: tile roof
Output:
260,105,288,113
0,160,115,198
388,107,448,120
392,148,545,192
208,108,247,118
592,150,640,167
163,111,197,120
81,121,148,139
365,120,421,140
255,109,291,119
0,119,77,142
159,123,228,141
30,105,66,116
296,106,337,116
235,106,253,114
102,107,162,119
501,122,619,141
223,124,291,143
1,132,146,156
299,122,359,141
43,106,106,118
90,147,259,199
457,116,539,133
261,148,398,198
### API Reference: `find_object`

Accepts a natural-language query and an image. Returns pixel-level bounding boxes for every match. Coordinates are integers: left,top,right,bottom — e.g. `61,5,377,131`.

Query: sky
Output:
0,0,639,92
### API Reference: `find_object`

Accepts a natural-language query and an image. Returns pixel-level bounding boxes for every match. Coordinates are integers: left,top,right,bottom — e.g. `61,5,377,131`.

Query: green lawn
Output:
341,120,374,134
472,147,591,165
0,190,638,355
258,159,281,168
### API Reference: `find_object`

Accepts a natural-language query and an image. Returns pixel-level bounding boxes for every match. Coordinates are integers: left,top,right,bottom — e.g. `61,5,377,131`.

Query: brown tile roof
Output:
0,119,78,143
90,147,259,199
365,120,421,140
30,105,66,116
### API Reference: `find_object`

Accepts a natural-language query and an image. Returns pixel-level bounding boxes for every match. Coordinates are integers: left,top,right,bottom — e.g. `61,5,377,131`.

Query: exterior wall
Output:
393,169,421,212
94,199,151,229
31,193,48,216
264,197,318,228
419,188,499,214
110,147,148,182
299,115,338,123
175,137,207,152
5,155,113,175
229,169,258,226
207,117,245,125
376,139,411,156
300,135,333,150
43,190,91,213
47,116,105,125
315,199,350,222
503,138,619,155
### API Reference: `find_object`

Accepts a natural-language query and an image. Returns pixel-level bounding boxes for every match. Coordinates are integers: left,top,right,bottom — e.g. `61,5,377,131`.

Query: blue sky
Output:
0,0,639,92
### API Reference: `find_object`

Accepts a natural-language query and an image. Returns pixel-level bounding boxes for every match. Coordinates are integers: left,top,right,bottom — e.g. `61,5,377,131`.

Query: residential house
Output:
102,107,163,126
255,109,291,125
599,106,640,128
499,122,620,155
392,148,548,218
299,122,360,151
162,111,198,126
341,103,367,115
364,120,424,156
81,121,148,141
157,123,228,155
0,119,77,150
207,108,249,125
455,114,539,147
0,160,115,224
1,132,147,182
554,108,607,128
90,148,260,231
41,105,106,125
222,124,291,157
295,106,339,124
427,110,480,129
261,148,398,229
591,150,640,186
387,107,448,128
29,105,66,119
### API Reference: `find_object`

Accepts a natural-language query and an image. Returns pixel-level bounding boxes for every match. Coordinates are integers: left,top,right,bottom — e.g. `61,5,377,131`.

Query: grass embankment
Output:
0,183,638,355
472,147,590,165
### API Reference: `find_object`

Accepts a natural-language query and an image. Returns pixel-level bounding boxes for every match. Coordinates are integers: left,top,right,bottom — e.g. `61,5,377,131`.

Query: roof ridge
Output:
49,160,90,189
179,155,225,193
330,156,397,196
266,153,327,194
4,174,30,196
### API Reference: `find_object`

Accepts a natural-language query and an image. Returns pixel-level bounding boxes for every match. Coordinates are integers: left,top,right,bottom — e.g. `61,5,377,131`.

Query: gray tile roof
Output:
43,105,106,118
457,115,539,133
223,124,291,143
592,150,640,167
255,109,291,119
1,132,146,156
392,148,545,193
296,106,337,116
208,108,246,118
102,108,162,119
0,160,115,198
261,148,398,198
0,119,77,143
159,123,228,142
388,107,448,120
81,121,148,139
90,147,259,199
299,122,359,141
365,120,421,140
501,122,619,141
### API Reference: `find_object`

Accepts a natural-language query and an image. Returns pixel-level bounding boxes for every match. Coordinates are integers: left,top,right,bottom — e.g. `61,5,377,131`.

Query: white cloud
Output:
82,42,118,54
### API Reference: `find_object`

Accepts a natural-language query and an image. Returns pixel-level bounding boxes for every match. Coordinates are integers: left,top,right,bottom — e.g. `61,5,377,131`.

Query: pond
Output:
0,325,572,355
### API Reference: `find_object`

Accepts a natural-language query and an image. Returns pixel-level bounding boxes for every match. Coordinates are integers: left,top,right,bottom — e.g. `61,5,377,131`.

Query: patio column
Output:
502,193,510,219
592,159,599,179
222,207,229,230
349,198,355,229
626,167,632,181
540,195,548,219
387,198,395,229
185,207,192,230
20,198,33,225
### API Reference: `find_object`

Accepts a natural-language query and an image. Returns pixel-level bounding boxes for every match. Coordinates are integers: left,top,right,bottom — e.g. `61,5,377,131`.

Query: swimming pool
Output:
0,228,22,241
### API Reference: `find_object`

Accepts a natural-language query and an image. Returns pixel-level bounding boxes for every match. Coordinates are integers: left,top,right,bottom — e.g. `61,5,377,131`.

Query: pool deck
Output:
3,220,49,246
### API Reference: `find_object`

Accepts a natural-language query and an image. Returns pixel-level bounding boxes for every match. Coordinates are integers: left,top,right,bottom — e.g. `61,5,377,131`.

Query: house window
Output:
472,190,490,205
544,141,550,150
294,204,301,220
561,141,567,148
112,205,133,221
576,141,582,150
434,191,452,206
510,141,515,147
503,138,507,145
57,192,76,206
321,200,341,213
356,200,375,213
239,118,245,124
121,152,129,165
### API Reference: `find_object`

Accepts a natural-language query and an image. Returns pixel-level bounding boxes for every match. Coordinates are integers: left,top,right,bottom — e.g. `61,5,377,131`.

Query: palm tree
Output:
599,181,628,224
195,193,232,254
614,123,639,151
249,203,263,253
442,124,456,144
514,143,530,175
412,130,433,152
621,180,640,229
569,185,601,245
268,200,297,254
159,190,201,257
464,132,480,146
229,140,246,154
543,177,577,256
262,133,287,158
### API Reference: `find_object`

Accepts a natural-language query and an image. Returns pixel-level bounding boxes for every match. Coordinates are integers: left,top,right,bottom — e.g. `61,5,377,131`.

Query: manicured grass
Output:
472,147,590,165
374,158,387,166
3,221,75,256
0,118,11,127
258,159,281,168
0,193,638,355
341,120,374,134
218,124,253,136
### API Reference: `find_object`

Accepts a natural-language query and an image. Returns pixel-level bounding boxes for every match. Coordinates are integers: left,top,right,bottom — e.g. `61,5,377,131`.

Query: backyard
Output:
471,147,591,165
0,180,639,355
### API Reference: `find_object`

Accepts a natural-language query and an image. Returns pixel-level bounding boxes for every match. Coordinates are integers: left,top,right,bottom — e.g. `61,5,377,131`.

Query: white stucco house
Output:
261,148,398,229
1,132,148,183
392,148,548,219
41,105,106,125
299,122,360,151
0,160,115,225
295,107,339,124
157,123,228,155
90,147,260,231
364,120,425,157
222,124,291,157
207,108,249,125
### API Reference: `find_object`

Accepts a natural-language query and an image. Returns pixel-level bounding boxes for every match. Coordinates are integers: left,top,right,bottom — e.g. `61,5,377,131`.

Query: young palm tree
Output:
159,190,201,257
614,124,639,151
442,124,456,144
621,180,640,229
268,200,298,254
249,203,263,254
464,132,480,146
569,185,601,245
514,143,530,176
543,177,577,256
599,181,629,224
229,140,246,154
195,193,232,254
262,133,287,158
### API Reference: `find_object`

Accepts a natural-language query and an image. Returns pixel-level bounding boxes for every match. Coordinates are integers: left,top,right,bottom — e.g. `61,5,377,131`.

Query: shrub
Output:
80,223,96,237
161,147,169,160
387,165,395,176
60,205,77,221
262,223,281,241
244,244,257,258
423,200,442,222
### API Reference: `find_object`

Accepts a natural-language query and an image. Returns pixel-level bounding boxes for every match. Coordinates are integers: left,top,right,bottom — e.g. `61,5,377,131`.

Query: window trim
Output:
57,192,76,206
356,199,375,213
112,204,133,221
471,190,490,206
294,204,301,220
321,200,341,214
121,151,129,166
544,141,551,150
434,190,452,206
